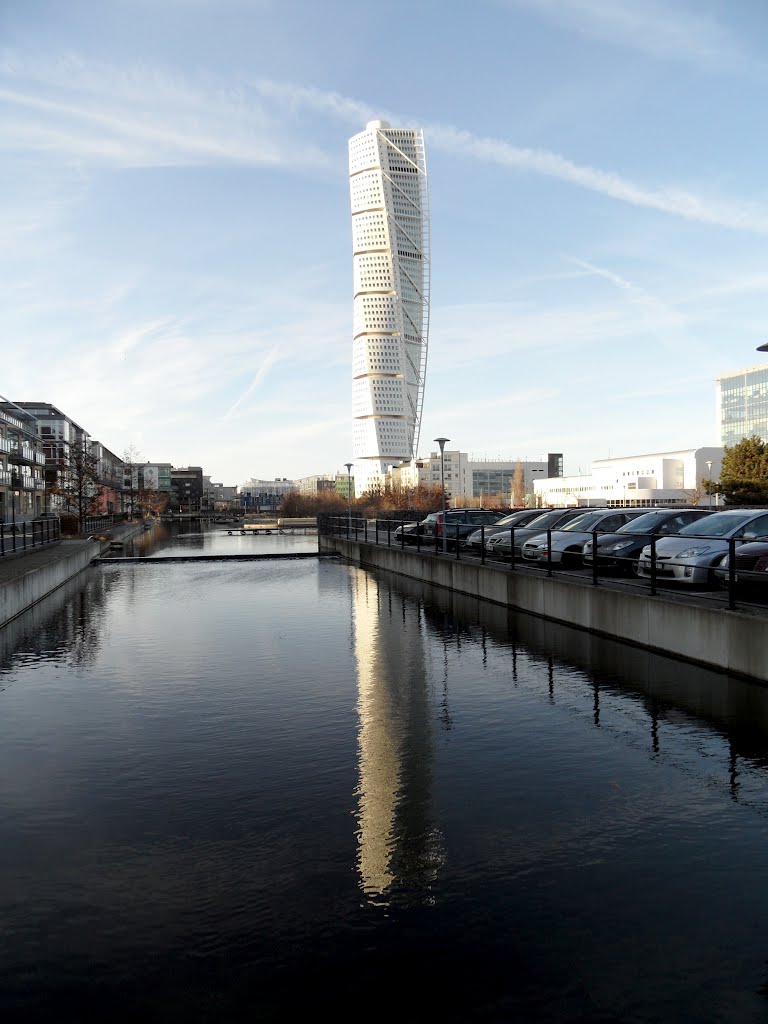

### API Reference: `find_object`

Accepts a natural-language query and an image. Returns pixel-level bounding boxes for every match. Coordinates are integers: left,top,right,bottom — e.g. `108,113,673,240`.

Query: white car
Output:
521,509,651,568
636,508,768,585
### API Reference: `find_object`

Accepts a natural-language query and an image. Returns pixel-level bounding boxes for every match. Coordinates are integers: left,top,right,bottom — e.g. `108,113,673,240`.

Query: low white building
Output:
534,448,723,508
388,451,556,504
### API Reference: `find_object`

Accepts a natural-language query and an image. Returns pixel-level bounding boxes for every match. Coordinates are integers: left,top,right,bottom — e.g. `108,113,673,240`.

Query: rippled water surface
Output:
1,551,768,1022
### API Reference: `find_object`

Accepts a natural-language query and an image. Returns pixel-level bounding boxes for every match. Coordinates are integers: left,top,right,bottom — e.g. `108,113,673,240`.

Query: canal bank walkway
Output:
0,521,146,629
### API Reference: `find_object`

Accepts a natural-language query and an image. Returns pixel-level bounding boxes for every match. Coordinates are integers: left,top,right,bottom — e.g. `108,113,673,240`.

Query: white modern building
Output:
533,448,724,508
716,364,768,447
349,120,430,496
389,451,557,505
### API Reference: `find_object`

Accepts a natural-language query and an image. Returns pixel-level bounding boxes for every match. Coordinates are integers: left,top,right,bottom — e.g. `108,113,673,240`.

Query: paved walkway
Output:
0,521,145,587
0,541,92,586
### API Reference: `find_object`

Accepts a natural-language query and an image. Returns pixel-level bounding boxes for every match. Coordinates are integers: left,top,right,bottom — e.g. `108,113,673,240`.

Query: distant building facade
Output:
389,451,557,505
533,448,723,508
171,466,204,515
240,478,297,512
296,475,338,496
717,364,768,446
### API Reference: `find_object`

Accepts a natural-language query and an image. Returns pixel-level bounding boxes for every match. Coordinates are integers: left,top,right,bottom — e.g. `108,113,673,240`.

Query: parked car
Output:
393,512,438,545
636,508,768,585
425,508,509,550
582,508,714,574
486,507,593,561
521,508,651,568
463,508,545,553
714,541,768,593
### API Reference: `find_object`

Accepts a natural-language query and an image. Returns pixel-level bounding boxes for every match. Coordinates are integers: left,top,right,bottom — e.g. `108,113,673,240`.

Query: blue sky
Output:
2,0,767,484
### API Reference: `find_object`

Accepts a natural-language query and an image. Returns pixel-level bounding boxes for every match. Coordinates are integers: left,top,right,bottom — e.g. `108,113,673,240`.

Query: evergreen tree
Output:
718,436,768,504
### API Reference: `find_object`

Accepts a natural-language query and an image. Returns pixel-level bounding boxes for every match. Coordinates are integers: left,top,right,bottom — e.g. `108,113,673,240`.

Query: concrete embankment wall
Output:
0,522,148,629
0,541,101,628
320,537,768,683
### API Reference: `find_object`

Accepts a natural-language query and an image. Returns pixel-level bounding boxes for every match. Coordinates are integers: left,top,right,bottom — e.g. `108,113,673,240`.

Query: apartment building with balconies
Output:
0,400,48,523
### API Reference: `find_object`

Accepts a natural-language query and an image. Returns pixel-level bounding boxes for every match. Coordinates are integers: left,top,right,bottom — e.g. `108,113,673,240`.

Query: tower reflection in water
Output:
350,568,443,904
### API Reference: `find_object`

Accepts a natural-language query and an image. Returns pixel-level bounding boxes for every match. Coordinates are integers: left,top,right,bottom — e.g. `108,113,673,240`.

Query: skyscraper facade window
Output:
349,120,430,496
716,365,768,446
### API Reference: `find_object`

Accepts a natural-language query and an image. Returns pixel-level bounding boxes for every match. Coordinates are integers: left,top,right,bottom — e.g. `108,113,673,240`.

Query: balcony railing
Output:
0,409,24,430
0,437,12,455
0,469,11,486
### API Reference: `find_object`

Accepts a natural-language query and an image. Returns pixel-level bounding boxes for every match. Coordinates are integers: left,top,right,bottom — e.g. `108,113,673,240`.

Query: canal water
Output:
1,534,768,1021
115,519,318,557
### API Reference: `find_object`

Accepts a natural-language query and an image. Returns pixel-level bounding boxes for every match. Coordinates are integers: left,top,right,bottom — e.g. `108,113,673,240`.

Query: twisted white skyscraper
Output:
349,121,430,496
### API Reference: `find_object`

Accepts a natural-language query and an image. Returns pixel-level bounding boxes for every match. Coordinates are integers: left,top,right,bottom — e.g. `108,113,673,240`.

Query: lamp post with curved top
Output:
434,437,450,552
344,463,353,537
706,460,713,510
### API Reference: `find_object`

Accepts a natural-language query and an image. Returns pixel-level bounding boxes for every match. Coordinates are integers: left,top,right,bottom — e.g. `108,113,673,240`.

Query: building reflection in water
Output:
350,568,443,904
0,565,121,673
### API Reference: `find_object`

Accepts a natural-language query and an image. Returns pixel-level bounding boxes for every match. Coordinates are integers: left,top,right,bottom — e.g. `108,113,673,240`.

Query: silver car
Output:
636,508,768,584
464,508,545,553
521,509,651,567
486,507,596,560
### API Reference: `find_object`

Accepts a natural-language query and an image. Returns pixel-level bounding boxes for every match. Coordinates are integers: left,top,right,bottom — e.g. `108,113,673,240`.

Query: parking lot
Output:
326,514,768,616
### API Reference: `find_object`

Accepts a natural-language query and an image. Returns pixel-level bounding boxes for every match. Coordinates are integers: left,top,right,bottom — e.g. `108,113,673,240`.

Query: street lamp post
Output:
434,437,450,552
706,460,713,510
344,463,353,537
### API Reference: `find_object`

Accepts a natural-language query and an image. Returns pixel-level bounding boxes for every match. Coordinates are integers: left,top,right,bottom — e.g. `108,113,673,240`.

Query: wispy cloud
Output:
495,0,758,73
0,54,329,169
250,78,768,235
223,346,282,420
1,49,765,234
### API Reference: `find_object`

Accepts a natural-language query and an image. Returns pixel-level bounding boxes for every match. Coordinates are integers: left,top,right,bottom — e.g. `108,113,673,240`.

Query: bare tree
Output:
123,445,142,518
512,461,526,507
53,438,101,531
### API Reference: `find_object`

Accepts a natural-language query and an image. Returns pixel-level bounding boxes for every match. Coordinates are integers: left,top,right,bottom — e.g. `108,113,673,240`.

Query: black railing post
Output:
650,535,657,596
546,529,553,577
455,523,460,559
401,518,405,549
387,520,391,547
592,530,599,586
364,519,368,543
480,525,485,565
728,536,737,611
416,520,421,552
1,524,4,556
435,524,439,556
346,513,350,540
375,518,379,544
510,527,515,570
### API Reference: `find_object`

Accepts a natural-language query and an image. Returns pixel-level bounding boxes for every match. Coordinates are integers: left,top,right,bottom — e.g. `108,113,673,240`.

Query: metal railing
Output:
84,513,129,534
322,517,764,613
0,517,61,556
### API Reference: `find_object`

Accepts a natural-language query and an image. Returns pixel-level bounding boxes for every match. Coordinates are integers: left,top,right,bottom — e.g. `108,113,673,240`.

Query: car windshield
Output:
677,512,756,538
524,509,569,529
616,511,669,534
561,511,604,532
493,510,534,527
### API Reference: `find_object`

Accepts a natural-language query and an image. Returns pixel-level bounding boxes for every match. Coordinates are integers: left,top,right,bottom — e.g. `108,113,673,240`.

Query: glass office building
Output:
717,365,768,446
